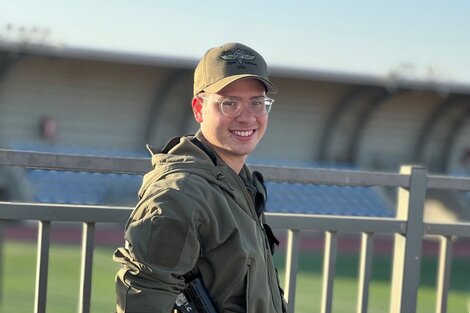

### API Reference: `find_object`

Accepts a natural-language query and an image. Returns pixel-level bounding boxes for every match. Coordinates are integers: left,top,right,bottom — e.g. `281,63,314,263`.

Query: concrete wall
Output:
1,50,469,174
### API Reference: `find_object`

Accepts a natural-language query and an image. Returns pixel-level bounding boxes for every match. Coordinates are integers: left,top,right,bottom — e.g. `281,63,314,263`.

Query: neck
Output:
214,149,246,174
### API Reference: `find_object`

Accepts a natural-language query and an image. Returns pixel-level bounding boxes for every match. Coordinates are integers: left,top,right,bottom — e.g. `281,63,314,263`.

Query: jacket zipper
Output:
235,175,281,312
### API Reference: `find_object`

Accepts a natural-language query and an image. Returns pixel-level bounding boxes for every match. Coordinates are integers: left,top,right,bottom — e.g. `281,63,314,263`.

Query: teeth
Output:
233,130,254,137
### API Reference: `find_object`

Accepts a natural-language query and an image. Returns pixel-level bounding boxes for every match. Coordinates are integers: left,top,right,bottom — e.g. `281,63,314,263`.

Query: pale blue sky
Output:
1,0,469,84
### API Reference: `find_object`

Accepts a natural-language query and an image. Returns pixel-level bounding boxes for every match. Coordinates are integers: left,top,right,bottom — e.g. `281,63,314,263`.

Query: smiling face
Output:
192,78,268,172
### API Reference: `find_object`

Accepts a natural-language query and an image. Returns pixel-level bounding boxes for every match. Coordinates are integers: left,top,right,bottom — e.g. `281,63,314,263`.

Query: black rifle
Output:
173,277,218,313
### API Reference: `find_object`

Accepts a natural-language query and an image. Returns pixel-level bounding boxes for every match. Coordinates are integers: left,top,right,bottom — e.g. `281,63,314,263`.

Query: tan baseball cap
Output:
193,42,277,96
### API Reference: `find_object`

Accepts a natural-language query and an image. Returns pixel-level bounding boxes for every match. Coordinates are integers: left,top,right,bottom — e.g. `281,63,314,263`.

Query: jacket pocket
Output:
245,259,253,311
217,258,253,312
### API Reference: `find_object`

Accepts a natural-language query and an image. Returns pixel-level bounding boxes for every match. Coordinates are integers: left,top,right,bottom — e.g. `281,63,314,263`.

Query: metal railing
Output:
1,149,470,313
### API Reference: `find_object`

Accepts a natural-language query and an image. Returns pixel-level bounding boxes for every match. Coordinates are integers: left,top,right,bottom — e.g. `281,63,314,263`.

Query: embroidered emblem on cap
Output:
221,48,256,65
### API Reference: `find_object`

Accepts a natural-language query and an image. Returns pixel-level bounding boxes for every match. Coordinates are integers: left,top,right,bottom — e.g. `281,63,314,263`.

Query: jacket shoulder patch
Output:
146,216,189,268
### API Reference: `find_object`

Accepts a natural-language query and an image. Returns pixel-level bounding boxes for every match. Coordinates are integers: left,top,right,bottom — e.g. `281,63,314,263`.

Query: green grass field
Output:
274,249,470,313
0,240,469,313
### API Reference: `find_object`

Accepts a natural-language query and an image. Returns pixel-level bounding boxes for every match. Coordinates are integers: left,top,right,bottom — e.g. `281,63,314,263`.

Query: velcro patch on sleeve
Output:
146,216,190,268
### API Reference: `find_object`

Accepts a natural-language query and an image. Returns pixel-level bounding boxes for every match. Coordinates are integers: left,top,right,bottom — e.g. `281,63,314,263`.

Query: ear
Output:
192,96,204,123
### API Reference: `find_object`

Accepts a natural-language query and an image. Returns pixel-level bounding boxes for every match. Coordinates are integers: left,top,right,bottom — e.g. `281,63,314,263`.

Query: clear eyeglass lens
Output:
220,97,273,117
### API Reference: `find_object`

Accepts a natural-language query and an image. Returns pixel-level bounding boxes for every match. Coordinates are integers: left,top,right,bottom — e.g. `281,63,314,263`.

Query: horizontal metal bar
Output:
0,149,411,187
0,149,151,174
0,202,406,234
424,222,470,237
0,202,131,223
427,174,470,191
265,212,406,234
2,150,470,190
250,164,410,187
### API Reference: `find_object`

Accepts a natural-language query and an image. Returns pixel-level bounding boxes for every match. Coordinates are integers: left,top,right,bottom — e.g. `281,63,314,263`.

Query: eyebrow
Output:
217,95,266,100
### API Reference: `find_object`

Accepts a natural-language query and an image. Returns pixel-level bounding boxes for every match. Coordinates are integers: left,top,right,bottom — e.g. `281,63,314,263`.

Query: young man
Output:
114,42,287,313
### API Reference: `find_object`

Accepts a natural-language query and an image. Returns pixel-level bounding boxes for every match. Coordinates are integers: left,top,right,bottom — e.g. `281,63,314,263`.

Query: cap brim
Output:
201,74,277,95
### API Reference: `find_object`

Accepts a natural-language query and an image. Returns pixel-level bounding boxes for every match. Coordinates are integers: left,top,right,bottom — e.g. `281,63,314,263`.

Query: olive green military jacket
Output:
113,132,286,313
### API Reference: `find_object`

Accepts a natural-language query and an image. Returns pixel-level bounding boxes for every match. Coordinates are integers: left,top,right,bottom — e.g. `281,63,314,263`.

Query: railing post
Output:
78,222,95,313
320,231,337,313
284,229,300,313
357,232,374,313
35,220,51,313
0,221,4,305
435,236,454,313
389,166,427,313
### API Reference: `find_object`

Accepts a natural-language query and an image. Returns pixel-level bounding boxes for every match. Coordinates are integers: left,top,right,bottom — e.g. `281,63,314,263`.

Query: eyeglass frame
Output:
198,93,274,117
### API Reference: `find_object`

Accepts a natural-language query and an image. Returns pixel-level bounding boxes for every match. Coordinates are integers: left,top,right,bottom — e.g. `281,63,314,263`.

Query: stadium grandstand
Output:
0,41,469,220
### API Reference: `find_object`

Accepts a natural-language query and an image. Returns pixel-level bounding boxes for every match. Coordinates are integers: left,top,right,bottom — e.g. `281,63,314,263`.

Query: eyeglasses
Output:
200,94,274,117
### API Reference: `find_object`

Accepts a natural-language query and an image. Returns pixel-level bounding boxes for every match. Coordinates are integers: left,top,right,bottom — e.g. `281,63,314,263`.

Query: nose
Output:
236,104,257,121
